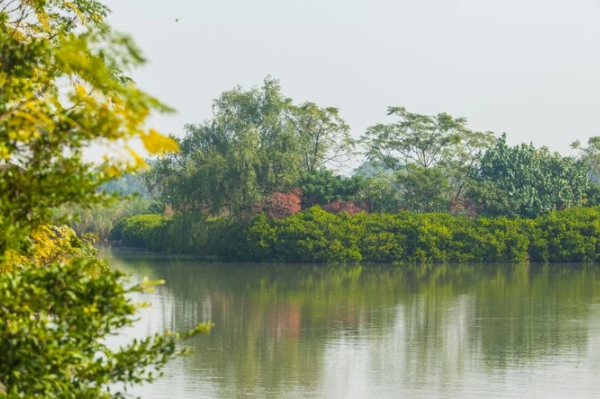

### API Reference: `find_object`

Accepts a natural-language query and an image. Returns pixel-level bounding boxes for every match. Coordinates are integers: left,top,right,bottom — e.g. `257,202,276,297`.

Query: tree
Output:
150,78,354,216
361,107,494,212
362,107,467,169
288,102,354,172
471,135,589,218
572,136,600,184
0,0,207,396
396,164,453,213
444,129,498,202
354,177,399,213
153,78,299,215
570,137,600,206
0,0,179,255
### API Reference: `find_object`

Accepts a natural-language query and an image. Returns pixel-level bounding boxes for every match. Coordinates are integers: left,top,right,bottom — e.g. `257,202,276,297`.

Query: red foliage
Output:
250,190,302,219
322,200,365,216
449,198,483,218
163,205,175,217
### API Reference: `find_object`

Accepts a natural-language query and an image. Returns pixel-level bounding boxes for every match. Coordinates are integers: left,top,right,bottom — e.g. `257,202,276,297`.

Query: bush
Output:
247,190,302,220
112,206,600,264
529,207,600,262
270,207,363,262
322,200,365,216
113,214,167,248
161,214,237,257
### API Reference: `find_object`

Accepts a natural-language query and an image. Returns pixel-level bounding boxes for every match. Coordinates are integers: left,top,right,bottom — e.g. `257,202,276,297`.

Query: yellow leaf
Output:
126,147,147,169
141,129,179,155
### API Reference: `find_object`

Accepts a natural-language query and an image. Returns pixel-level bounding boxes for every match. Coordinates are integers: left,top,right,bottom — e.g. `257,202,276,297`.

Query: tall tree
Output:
361,107,494,212
362,107,465,169
152,77,299,215
288,102,353,172
151,78,354,216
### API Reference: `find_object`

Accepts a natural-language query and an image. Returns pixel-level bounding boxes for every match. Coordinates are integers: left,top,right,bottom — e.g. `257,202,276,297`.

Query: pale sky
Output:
103,0,600,157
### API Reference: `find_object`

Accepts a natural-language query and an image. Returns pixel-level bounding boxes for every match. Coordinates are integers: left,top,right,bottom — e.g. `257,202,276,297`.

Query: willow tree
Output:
150,77,354,216
0,1,207,397
155,77,300,215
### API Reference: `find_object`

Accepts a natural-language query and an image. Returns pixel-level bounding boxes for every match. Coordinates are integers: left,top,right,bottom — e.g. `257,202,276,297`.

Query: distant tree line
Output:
108,76,598,222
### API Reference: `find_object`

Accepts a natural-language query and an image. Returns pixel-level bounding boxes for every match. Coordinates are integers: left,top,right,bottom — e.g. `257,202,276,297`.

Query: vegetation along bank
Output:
111,206,600,264
60,78,600,264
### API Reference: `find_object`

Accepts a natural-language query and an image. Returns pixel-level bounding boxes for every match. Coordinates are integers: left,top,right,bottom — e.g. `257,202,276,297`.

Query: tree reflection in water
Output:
105,249,600,399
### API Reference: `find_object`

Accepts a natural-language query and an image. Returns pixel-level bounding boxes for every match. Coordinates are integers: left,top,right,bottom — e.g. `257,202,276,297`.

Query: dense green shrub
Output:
113,214,167,248
529,207,600,262
114,213,241,259
268,207,364,262
112,206,600,264
160,214,237,257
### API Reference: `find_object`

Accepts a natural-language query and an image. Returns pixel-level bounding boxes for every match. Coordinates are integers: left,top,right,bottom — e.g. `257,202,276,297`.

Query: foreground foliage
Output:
0,0,208,396
0,256,210,398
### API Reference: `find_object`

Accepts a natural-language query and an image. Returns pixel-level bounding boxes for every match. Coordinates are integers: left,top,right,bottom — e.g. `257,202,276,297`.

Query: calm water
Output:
104,248,600,399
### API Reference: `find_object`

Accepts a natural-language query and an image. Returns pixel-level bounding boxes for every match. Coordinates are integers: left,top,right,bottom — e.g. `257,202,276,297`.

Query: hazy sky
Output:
103,0,600,156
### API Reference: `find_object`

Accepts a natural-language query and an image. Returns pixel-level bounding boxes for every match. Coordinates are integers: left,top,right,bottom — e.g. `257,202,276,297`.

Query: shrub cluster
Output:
113,206,600,264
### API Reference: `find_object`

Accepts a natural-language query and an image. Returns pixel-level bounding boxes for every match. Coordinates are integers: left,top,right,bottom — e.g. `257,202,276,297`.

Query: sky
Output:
102,0,600,159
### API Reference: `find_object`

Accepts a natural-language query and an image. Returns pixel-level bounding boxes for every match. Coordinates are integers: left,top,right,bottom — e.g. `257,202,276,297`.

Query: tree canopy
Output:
361,107,495,212
471,135,589,218
149,77,355,216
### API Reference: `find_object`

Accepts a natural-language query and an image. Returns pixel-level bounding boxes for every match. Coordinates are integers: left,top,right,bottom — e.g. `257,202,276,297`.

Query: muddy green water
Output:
104,248,600,399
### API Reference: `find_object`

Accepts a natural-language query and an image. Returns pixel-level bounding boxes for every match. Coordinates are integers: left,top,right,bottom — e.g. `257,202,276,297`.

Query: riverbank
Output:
110,206,600,264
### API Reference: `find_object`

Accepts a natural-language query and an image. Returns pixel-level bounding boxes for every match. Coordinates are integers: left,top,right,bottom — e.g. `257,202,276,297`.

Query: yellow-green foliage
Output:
240,208,532,263
0,0,178,259
529,206,600,262
111,214,167,247
3,226,98,272
0,1,209,397
0,259,211,398
115,214,235,258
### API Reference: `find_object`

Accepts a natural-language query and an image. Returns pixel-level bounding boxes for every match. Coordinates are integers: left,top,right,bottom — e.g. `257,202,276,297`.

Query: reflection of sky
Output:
319,297,600,399
106,252,600,399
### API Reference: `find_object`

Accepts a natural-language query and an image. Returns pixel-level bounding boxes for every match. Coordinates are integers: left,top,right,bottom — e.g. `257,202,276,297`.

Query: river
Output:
104,248,600,399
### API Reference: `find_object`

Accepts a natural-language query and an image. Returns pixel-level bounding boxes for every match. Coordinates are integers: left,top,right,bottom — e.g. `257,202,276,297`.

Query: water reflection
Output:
104,249,600,399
